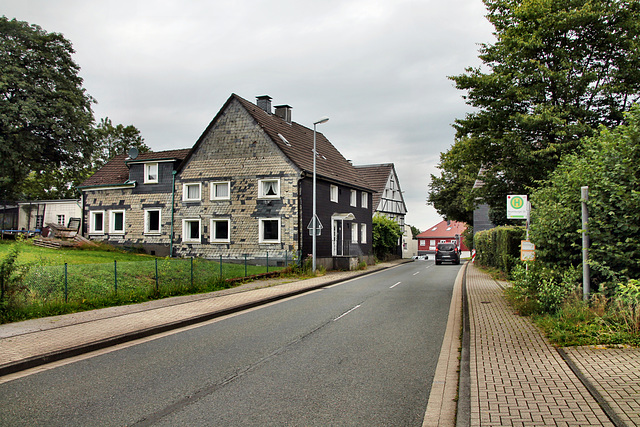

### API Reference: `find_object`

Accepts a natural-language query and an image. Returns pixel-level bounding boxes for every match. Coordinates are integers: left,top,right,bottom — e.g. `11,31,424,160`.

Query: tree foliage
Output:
429,0,640,224
90,117,150,170
0,17,96,201
372,214,403,260
530,105,640,289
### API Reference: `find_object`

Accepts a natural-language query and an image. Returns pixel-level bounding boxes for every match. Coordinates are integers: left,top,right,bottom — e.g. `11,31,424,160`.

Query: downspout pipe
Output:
170,170,176,257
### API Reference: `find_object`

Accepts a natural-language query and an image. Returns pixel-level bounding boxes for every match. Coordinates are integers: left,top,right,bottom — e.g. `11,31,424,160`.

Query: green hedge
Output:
474,226,526,275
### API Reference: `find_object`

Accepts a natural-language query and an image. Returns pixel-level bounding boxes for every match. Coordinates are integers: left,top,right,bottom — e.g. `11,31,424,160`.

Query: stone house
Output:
79,93,375,269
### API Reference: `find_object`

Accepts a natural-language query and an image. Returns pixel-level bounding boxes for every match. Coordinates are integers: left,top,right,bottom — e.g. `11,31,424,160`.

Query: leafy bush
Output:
474,226,525,275
530,105,640,289
372,214,402,260
0,244,31,311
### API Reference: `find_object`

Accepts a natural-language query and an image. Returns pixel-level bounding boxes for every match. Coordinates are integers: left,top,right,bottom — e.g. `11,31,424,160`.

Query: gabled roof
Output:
416,220,467,239
354,163,399,212
184,93,374,191
79,149,190,188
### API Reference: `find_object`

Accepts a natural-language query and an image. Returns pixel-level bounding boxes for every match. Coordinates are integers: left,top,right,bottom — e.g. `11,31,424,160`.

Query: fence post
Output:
155,258,159,292
64,263,68,303
266,251,269,273
114,260,118,295
285,251,288,268
220,255,223,279
191,257,194,287
244,254,247,277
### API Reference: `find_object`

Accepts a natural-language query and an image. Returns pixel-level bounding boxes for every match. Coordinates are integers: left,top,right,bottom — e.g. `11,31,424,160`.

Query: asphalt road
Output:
0,260,460,426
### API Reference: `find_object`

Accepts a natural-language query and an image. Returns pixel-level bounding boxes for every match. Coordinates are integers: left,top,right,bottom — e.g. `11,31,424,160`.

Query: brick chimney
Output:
256,95,272,113
274,104,292,123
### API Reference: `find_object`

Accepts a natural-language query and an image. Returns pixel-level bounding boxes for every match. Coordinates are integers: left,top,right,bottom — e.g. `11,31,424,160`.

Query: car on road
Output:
435,243,460,265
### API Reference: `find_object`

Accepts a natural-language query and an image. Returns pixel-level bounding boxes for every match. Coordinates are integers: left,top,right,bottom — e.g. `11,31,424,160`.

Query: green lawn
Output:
0,240,291,323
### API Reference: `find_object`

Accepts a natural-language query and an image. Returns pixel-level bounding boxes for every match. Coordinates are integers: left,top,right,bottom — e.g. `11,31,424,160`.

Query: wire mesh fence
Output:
21,253,300,305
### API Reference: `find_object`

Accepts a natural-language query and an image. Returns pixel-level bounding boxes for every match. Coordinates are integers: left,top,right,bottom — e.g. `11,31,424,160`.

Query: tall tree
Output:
90,117,150,170
0,17,96,201
429,0,640,224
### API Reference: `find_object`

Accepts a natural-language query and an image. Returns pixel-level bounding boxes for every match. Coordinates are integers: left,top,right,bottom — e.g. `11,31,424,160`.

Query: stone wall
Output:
172,98,301,260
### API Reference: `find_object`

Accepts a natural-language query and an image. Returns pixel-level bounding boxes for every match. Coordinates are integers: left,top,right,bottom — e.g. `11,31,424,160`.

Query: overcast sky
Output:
1,0,495,231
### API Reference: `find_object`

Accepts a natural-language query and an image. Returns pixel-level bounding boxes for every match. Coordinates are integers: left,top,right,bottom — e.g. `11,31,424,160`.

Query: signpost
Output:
507,195,528,219
520,240,535,261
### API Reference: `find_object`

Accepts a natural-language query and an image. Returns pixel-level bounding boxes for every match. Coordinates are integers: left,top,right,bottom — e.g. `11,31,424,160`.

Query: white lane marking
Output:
390,282,401,289
413,271,420,276
333,304,361,321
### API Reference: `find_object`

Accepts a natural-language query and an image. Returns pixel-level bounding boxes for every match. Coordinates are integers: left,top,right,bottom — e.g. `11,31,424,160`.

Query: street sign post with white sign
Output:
507,195,528,219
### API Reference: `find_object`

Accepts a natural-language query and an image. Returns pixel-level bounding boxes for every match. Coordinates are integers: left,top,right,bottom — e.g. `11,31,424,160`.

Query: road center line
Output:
333,304,361,321
413,271,420,276
390,282,402,289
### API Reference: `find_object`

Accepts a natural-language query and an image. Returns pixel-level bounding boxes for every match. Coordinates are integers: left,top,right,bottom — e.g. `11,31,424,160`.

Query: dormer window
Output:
144,163,158,184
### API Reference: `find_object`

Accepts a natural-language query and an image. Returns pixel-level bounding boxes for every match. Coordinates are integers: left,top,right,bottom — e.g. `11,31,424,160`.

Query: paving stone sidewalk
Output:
467,263,640,427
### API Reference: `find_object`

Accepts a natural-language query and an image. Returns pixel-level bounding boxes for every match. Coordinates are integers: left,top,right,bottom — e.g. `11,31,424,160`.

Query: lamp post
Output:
312,116,329,273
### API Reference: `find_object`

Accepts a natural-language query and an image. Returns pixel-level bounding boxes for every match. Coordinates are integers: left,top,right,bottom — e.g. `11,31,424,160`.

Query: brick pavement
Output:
467,264,614,426
563,346,640,427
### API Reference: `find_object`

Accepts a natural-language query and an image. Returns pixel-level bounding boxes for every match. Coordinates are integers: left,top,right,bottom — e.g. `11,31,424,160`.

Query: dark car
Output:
435,243,460,265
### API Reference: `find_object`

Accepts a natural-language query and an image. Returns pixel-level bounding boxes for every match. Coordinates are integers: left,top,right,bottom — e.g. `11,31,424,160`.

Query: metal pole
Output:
155,258,159,292
190,257,193,287
64,263,68,303
114,260,118,295
244,254,247,277
313,122,317,273
266,251,269,273
219,255,223,279
581,186,591,301
169,170,176,257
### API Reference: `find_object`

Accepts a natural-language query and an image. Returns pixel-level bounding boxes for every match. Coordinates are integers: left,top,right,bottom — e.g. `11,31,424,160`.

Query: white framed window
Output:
210,218,230,243
144,163,158,184
258,178,280,199
210,181,231,200
351,223,358,243
145,209,162,234
362,192,368,208
57,214,65,226
90,211,105,234
109,210,125,234
259,218,281,243
361,223,367,244
350,190,357,207
183,183,202,202
420,240,426,247
330,185,338,203
182,219,201,243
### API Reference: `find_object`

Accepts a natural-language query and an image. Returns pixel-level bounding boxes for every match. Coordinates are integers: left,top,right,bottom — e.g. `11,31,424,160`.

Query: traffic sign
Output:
307,215,323,236
507,195,528,219
521,240,536,261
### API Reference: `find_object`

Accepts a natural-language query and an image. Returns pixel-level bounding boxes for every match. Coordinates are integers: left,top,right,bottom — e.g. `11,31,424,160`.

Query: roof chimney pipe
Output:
256,95,272,114
274,104,292,123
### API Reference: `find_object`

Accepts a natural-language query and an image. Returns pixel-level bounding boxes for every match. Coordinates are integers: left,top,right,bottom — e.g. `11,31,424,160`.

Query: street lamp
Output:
312,116,329,273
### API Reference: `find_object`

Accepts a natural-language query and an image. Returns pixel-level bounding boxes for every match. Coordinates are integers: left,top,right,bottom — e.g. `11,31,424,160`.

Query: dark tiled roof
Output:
232,94,374,191
80,149,190,188
354,163,394,211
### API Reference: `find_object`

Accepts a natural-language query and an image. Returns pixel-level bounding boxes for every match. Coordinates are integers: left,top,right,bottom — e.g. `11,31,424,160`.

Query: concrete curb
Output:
422,262,466,426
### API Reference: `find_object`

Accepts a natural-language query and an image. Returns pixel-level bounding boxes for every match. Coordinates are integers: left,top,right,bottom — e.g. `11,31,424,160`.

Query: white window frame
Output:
350,190,357,207
57,214,65,226
109,210,126,235
144,209,162,235
259,217,281,244
182,218,202,243
330,185,338,203
361,223,367,244
210,181,231,201
183,183,202,202
351,222,358,243
89,211,105,235
210,218,230,243
362,192,368,208
258,178,280,199
144,162,159,184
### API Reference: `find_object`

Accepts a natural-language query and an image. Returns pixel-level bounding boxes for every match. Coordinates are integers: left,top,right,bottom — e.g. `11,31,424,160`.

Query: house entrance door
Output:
333,219,343,256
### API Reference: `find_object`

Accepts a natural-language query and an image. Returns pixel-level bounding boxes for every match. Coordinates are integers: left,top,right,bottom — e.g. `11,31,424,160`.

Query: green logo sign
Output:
510,196,524,210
